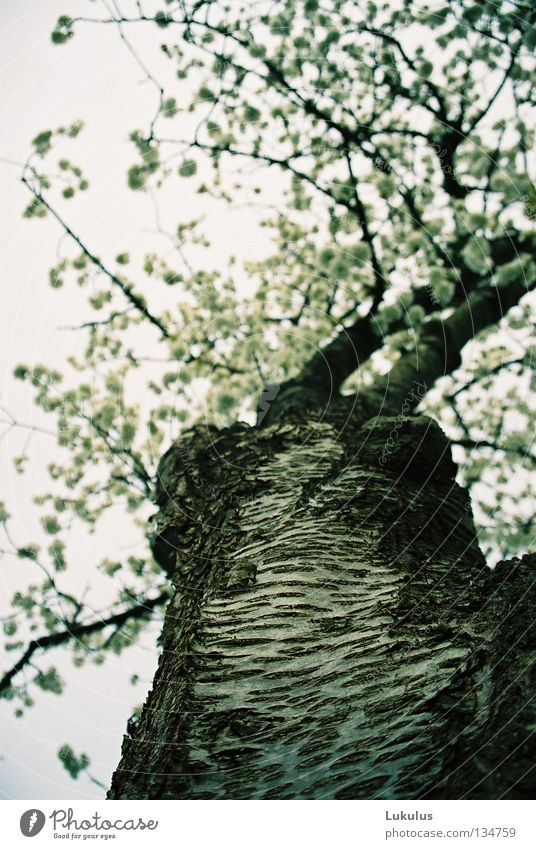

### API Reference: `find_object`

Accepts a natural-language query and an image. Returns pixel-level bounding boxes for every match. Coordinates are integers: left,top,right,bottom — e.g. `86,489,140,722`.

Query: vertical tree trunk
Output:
108,414,535,799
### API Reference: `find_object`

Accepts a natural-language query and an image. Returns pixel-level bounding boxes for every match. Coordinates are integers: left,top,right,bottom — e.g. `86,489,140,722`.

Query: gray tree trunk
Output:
108,412,535,799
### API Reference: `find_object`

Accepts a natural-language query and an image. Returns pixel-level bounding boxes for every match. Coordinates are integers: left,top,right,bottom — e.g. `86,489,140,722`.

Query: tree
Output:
1,0,535,798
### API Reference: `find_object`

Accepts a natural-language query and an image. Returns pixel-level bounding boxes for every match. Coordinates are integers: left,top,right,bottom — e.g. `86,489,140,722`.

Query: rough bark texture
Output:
108,409,535,800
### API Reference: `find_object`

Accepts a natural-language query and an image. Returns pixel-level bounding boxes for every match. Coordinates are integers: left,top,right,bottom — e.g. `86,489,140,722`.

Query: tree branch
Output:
453,437,536,464
21,175,170,338
355,272,535,419
464,47,519,135
343,150,386,311
0,591,169,696
358,26,450,123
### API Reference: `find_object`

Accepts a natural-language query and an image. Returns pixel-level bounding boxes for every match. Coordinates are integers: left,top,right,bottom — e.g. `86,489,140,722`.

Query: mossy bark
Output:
108,411,535,799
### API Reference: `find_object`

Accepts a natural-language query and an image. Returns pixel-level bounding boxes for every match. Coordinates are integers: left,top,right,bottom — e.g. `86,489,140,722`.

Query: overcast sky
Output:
0,0,290,799
0,0,153,800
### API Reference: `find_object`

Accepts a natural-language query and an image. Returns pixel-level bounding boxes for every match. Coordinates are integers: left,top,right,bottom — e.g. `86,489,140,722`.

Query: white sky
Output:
0,0,152,801
1,0,205,800
0,0,288,801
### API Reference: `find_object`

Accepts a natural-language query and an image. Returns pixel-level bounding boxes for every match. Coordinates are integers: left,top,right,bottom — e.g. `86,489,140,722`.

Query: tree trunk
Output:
108,412,536,799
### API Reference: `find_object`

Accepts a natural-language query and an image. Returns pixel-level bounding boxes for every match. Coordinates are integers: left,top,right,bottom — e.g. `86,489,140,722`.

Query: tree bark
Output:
108,410,536,799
